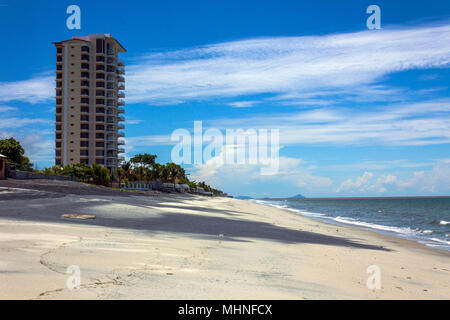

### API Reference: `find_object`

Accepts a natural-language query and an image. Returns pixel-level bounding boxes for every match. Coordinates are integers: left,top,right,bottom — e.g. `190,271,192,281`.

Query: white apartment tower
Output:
53,34,126,168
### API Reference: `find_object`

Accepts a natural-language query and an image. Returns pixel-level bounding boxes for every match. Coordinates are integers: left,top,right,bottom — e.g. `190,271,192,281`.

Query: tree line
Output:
0,138,224,196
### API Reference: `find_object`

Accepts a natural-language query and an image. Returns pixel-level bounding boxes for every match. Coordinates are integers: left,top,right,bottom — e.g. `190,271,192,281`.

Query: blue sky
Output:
1,0,450,197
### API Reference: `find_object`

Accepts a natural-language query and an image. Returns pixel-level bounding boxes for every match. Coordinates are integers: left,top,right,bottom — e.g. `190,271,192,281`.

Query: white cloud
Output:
125,23,450,105
190,145,331,197
208,99,450,146
0,76,53,103
335,160,450,195
336,172,374,193
0,105,17,112
0,117,50,129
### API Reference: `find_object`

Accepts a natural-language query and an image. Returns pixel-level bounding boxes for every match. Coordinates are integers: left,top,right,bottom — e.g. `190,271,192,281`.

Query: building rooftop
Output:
52,33,126,52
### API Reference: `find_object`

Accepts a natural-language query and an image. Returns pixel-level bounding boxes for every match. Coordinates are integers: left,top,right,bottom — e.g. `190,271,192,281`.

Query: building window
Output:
80,132,89,139
80,141,89,147
80,124,89,130
81,107,89,113
96,39,105,53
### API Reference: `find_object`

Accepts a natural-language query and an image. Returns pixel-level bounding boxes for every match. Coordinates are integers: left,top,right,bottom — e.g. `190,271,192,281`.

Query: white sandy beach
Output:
0,179,449,299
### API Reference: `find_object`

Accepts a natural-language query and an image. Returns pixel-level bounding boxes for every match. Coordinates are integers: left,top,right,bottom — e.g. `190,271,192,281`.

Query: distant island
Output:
289,194,305,199
235,196,254,200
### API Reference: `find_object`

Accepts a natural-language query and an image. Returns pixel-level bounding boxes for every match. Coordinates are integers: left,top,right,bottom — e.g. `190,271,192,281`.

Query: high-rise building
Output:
53,34,126,169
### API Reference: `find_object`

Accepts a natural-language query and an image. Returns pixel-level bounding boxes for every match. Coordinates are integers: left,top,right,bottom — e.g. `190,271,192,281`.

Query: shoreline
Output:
255,199,450,256
0,179,449,299
252,199,450,252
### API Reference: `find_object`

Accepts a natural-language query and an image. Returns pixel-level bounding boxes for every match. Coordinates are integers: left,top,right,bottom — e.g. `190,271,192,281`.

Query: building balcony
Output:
118,139,125,146
118,124,125,130
118,116,125,122
117,68,125,75
107,49,115,56
117,76,125,83
118,99,125,106
118,148,125,153
118,59,124,66
118,108,125,114
118,85,125,90
118,92,125,98
106,143,117,150
118,131,125,137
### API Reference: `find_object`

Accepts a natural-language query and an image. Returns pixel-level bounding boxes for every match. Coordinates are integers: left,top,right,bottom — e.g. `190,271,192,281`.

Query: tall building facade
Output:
53,34,126,169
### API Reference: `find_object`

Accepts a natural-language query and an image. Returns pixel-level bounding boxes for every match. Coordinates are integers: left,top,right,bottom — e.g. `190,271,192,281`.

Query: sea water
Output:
254,198,450,251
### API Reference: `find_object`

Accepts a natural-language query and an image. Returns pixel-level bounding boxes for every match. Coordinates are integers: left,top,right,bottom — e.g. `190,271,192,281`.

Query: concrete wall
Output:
8,170,75,181
0,159,5,180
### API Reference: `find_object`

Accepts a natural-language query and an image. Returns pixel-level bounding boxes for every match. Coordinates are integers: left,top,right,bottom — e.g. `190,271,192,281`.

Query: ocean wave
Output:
253,200,327,218
429,238,450,245
332,216,416,235
252,199,450,250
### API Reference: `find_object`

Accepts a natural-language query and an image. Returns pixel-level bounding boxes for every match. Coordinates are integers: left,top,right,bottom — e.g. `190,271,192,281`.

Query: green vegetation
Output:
0,137,33,171
0,139,224,195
